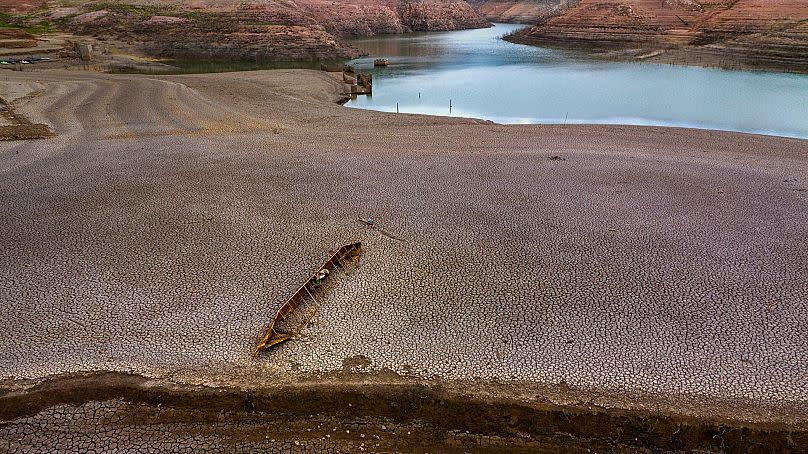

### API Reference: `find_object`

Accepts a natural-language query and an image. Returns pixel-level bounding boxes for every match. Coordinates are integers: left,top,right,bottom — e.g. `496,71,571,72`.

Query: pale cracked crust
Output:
0,69,807,437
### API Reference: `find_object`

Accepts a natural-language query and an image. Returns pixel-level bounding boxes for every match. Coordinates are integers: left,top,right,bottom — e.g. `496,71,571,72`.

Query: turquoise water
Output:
346,24,808,139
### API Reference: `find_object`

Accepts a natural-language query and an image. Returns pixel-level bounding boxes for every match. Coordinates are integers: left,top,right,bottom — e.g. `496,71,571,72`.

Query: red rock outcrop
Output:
467,0,574,23
0,0,43,12
44,0,489,61
280,0,489,35
396,0,490,31
507,0,808,72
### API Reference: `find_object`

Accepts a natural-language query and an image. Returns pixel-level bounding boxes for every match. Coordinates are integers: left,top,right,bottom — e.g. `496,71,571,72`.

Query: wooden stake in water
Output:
450,99,452,113
397,102,399,113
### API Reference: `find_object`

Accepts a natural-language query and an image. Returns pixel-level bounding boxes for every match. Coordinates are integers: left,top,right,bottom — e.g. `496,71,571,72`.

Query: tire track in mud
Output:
4,72,277,143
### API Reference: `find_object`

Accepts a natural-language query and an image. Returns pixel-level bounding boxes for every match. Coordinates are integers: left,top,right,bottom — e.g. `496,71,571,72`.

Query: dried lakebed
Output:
0,69,807,451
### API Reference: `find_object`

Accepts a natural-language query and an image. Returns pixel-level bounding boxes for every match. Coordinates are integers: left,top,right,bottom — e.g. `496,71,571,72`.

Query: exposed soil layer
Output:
0,97,51,141
468,0,576,23
507,0,808,73
0,29,38,48
1,372,807,452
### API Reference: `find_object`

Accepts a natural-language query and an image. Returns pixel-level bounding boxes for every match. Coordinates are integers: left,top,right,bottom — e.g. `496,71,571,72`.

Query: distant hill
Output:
467,0,576,23
0,0,490,61
4,0,806,69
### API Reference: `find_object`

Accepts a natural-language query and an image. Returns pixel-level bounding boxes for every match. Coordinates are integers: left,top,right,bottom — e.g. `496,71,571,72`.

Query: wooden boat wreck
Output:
254,242,362,356
373,58,389,67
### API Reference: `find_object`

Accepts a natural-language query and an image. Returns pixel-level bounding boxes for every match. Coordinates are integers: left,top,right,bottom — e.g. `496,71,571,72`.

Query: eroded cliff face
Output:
507,0,808,72
242,0,489,37
468,0,578,24
17,0,489,62
397,0,490,31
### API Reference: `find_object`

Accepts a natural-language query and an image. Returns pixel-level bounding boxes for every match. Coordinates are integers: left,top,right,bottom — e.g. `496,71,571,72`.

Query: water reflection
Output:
347,24,808,139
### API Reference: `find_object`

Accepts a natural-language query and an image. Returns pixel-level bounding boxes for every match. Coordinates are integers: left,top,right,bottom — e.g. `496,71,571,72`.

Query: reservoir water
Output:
346,24,808,139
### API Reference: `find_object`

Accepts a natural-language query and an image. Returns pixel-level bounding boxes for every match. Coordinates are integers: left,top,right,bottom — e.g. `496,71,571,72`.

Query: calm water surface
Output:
347,24,808,139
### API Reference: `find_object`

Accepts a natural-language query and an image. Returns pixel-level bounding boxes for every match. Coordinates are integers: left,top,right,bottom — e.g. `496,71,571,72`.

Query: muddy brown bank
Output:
2,371,807,452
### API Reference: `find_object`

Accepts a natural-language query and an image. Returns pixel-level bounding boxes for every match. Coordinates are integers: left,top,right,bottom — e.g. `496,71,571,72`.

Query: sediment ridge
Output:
2,372,807,452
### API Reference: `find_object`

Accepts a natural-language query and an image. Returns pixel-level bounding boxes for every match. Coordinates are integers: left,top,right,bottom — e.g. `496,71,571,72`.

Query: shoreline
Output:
343,104,808,142
4,367,808,425
503,34,808,76
344,24,808,140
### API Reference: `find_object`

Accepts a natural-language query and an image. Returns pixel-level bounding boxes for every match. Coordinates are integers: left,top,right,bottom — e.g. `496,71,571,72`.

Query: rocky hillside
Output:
398,0,490,31
507,0,808,72
3,0,489,62
230,0,489,37
467,0,576,23
0,0,42,12
9,0,805,71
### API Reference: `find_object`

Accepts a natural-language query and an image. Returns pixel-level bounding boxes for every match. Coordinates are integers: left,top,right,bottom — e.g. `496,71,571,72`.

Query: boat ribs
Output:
254,242,362,356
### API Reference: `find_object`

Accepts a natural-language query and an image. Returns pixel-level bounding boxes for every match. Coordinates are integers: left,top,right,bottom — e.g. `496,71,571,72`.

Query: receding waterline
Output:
346,24,808,140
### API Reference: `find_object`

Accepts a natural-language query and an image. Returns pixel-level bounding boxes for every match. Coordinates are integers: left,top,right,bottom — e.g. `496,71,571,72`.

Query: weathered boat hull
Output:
254,242,362,355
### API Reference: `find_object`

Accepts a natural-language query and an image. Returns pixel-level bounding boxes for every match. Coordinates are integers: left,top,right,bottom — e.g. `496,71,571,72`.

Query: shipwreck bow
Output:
254,242,362,356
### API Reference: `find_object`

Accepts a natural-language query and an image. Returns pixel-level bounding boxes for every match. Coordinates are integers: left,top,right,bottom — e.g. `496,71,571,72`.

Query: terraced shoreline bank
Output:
505,31,808,75
2,372,807,452
505,0,808,74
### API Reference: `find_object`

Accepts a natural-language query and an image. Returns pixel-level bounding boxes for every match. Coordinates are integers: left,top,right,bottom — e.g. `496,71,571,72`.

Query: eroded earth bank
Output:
505,0,808,73
1,69,807,452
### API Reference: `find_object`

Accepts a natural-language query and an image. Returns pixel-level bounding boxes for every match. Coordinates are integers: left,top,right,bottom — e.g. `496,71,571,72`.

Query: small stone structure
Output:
323,64,371,95
76,43,93,61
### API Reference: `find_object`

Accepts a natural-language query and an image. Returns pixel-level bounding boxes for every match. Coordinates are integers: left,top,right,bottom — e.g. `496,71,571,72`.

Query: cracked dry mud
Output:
1,69,807,452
